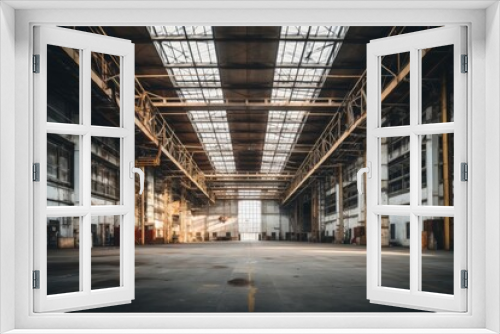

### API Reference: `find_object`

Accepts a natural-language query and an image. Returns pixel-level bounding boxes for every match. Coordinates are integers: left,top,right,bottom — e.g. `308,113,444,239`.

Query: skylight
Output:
148,26,235,173
261,26,349,173
238,189,262,198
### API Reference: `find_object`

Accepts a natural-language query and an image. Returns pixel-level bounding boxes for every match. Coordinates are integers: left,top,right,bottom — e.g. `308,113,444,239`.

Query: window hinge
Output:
461,54,468,73
33,54,40,73
33,270,40,289
461,270,468,289
461,162,468,181
33,163,40,182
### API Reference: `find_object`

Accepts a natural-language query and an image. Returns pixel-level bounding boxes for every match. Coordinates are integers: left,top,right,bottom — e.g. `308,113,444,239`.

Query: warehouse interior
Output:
45,25,455,312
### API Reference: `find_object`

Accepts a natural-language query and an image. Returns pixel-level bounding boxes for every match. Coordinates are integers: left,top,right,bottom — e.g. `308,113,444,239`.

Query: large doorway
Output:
238,200,262,241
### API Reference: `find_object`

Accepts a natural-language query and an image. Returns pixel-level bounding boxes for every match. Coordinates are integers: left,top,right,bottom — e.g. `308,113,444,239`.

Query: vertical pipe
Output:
163,179,169,244
140,167,145,245
279,207,282,241
312,183,317,242
338,165,344,244
293,198,299,241
180,185,186,243
441,71,450,251
100,217,105,246
315,182,319,242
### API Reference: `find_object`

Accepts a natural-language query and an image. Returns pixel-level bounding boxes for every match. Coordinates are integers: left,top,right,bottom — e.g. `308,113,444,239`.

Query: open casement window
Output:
33,26,139,312
365,26,467,312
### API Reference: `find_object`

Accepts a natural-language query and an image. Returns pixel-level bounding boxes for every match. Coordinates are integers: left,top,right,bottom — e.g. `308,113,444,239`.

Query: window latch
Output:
130,162,144,195
357,162,372,195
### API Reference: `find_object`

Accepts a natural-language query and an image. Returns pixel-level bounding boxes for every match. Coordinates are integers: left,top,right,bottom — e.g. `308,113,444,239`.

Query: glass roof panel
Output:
149,26,213,37
261,26,348,173
238,189,262,198
149,26,236,173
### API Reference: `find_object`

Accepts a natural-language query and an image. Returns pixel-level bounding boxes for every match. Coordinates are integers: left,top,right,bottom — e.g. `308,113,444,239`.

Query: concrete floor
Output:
46,242,454,312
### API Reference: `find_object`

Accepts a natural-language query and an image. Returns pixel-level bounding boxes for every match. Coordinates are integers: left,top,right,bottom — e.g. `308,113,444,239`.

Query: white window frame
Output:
366,26,467,312
0,1,499,333
33,26,136,312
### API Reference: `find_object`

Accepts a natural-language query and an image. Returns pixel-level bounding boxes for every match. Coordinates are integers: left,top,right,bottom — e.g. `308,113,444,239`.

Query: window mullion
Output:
82,48,92,294
409,48,419,294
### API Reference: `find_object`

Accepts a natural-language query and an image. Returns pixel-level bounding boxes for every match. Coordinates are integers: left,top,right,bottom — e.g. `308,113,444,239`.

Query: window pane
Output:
91,215,121,290
238,200,262,241
380,136,410,204
47,134,80,206
91,137,121,205
47,216,80,295
380,215,410,290
420,133,454,206
47,45,80,124
91,52,121,127
420,216,454,294
421,45,454,124
381,52,410,127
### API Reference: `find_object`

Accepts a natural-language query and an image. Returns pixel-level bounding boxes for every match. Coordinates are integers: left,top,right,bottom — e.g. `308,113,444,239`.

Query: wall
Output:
319,110,453,247
8,5,491,332
485,2,500,332
0,2,16,332
261,200,290,240
189,199,290,241
191,200,239,240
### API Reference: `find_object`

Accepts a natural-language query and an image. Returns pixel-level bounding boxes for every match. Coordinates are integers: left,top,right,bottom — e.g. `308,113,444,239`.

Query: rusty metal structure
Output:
49,25,452,245
73,26,426,203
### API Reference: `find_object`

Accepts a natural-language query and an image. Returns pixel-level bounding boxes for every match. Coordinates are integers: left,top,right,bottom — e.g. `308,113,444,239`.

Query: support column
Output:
294,197,302,241
186,201,191,242
441,72,451,250
163,178,170,244
311,182,319,242
140,167,145,245
319,179,325,243
279,208,282,241
425,109,434,206
100,217,105,246
336,165,344,244
290,201,296,240
180,185,187,243
292,200,297,241
432,136,440,204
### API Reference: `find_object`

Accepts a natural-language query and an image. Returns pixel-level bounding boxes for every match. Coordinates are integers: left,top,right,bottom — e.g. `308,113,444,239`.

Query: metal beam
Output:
205,173,294,179
144,85,352,91
191,149,312,154
140,36,366,44
171,120,326,125
152,98,343,109
137,63,365,71
133,117,212,200
282,50,421,204
207,180,290,185
162,112,342,117
216,195,282,200
61,37,213,202
174,130,324,135
210,186,285,190
136,74,362,79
